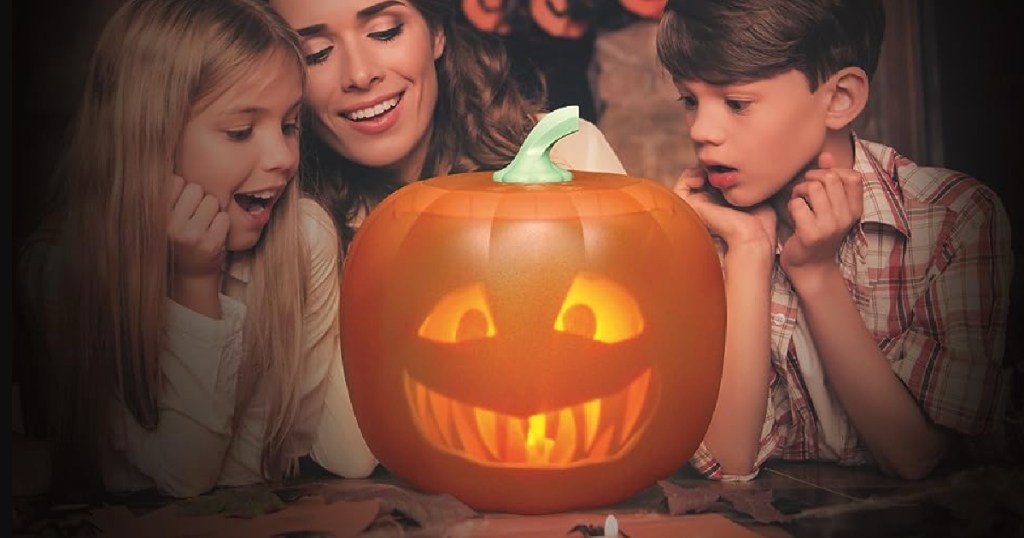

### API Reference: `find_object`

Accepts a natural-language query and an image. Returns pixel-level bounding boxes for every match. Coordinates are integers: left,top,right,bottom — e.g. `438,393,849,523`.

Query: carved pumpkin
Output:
530,0,589,39
619,0,668,19
341,108,725,514
462,0,511,35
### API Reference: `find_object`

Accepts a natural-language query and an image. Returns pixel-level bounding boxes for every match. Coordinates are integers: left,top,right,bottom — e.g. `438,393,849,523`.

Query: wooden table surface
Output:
13,455,1024,537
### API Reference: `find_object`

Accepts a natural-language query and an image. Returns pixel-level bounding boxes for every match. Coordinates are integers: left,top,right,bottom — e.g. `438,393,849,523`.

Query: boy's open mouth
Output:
705,164,737,174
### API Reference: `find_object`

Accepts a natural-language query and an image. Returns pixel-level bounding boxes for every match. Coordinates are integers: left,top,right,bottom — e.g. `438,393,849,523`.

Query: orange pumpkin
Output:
619,0,668,19
529,0,589,39
462,0,511,35
340,108,725,514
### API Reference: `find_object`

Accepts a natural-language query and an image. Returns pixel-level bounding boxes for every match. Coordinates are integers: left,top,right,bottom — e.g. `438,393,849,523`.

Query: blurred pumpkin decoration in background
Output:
461,0,667,37
340,107,725,515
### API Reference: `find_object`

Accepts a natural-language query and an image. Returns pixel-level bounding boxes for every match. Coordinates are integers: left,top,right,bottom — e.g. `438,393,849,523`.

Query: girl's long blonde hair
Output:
48,0,309,494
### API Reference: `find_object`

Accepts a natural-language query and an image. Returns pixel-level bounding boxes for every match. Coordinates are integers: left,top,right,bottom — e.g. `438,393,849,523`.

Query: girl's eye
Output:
282,121,300,137
368,24,403,42
726,99,751,112
678,95,697,109
226,127,253,141
306,46,332,66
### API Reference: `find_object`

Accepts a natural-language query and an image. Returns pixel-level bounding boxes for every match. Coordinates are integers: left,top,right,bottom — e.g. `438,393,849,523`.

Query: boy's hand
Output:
167,174,230,279
780,152,864,279
674,167,776,256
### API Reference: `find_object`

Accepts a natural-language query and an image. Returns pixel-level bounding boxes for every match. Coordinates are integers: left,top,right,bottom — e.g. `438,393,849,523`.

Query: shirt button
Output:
771,313,786,326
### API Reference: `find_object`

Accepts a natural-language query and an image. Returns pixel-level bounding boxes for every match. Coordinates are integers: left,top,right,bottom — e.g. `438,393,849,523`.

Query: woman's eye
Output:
226,127,253,141
369,24,403,42
726,99,751,112
305,46,332,66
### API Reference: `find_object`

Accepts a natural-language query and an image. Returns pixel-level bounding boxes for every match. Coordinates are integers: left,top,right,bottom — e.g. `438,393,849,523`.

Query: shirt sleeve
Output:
887,183,1014,436
108,294,246,498
549,118,627,175
301,199,378,478
689,371,785,481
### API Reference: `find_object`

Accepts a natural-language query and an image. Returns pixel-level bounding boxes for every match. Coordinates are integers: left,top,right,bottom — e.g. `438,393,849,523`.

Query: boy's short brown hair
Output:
656,0,885,90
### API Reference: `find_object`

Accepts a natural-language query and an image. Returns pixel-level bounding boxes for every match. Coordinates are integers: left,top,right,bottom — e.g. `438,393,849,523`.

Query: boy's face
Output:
675,70,832,208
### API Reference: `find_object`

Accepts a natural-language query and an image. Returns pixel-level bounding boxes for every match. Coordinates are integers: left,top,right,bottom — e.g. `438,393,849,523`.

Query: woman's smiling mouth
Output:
341,93,403,122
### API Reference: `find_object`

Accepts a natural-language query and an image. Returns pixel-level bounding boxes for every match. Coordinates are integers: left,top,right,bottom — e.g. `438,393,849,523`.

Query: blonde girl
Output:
17,0,374,499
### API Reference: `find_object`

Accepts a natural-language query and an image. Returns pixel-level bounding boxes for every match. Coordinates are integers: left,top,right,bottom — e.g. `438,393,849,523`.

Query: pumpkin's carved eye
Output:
554,273,644,343
418,283,496,343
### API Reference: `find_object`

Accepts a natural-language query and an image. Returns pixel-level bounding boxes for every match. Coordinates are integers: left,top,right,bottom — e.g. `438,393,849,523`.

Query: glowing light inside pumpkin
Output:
403,369,654,467
554,273,644,343
418,283,496,342
418,273,644,344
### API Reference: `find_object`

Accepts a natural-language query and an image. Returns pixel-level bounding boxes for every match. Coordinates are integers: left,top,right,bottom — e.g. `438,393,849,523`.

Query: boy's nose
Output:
688,110,725,146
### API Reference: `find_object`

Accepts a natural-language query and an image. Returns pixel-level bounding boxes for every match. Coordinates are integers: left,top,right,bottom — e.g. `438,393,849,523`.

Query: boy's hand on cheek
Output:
167,174,230,279
674,168,776,257
781,152,864,282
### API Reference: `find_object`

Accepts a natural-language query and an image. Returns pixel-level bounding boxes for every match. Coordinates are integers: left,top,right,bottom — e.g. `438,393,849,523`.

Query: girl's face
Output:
175,52,302,252
270,0,445,183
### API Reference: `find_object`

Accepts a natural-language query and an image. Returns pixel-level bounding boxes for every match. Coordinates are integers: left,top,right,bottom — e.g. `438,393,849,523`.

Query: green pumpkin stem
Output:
493,105,579,184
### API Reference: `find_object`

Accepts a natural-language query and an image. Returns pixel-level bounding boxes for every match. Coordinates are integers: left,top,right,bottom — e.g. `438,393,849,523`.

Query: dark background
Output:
8,3,1024,451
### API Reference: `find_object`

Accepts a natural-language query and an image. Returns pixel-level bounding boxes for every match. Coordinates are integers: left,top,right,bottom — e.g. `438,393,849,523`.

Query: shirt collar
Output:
852,133,912,237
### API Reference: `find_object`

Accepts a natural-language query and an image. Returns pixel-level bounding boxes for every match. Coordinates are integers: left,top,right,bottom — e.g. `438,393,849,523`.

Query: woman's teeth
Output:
343,96,400,121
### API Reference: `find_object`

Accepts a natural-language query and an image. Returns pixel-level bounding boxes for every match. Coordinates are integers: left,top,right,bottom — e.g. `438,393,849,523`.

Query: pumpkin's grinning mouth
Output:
402,369,653,468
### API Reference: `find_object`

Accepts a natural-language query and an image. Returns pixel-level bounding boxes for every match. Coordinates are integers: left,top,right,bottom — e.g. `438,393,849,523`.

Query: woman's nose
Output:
339,43,383,91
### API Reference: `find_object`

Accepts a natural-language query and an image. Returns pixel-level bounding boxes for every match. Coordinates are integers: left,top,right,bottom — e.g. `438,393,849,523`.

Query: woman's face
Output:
270,0,445,183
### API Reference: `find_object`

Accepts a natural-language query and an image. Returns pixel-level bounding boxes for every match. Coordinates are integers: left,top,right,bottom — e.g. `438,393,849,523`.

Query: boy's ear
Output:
824,67,870,130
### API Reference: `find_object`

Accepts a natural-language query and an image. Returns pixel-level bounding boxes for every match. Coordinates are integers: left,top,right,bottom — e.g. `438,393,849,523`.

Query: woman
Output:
269,0,627,250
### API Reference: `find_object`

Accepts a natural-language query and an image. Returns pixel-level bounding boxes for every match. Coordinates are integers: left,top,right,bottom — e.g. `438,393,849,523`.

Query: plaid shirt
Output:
691,136,1015,480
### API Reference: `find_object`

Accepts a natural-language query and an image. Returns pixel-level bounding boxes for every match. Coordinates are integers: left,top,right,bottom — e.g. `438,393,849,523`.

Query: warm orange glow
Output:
403,369,654,468
554,273,644,343
418,283,496,342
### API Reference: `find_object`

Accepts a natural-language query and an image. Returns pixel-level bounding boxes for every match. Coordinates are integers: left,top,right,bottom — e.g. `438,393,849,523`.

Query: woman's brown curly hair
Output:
299,0,547,252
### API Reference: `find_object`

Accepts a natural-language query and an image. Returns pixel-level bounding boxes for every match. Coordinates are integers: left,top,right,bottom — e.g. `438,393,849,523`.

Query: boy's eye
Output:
678,95,697,109
226,127,253,141
305,46,332,66
368,24,403,42
726,99,751,112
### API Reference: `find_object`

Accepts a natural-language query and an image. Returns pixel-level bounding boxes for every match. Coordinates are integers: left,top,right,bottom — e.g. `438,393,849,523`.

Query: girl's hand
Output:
674,167,777,257
780,152,864,280
167,174,230,279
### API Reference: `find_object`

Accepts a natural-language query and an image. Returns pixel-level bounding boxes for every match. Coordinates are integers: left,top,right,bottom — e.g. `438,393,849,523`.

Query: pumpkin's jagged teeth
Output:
581,398,601,453
620,370,651,447
589,426,615,459
552,408,576,464
473,408,500,461
429,390,455,449
505,414,527,462
451,402,488,457
404,368,653,467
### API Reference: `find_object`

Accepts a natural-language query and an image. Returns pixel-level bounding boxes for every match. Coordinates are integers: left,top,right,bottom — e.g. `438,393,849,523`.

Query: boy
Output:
656,0,1013,480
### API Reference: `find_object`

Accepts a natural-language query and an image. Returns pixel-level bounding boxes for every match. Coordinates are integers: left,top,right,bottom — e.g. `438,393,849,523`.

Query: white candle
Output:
604,514,618,537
